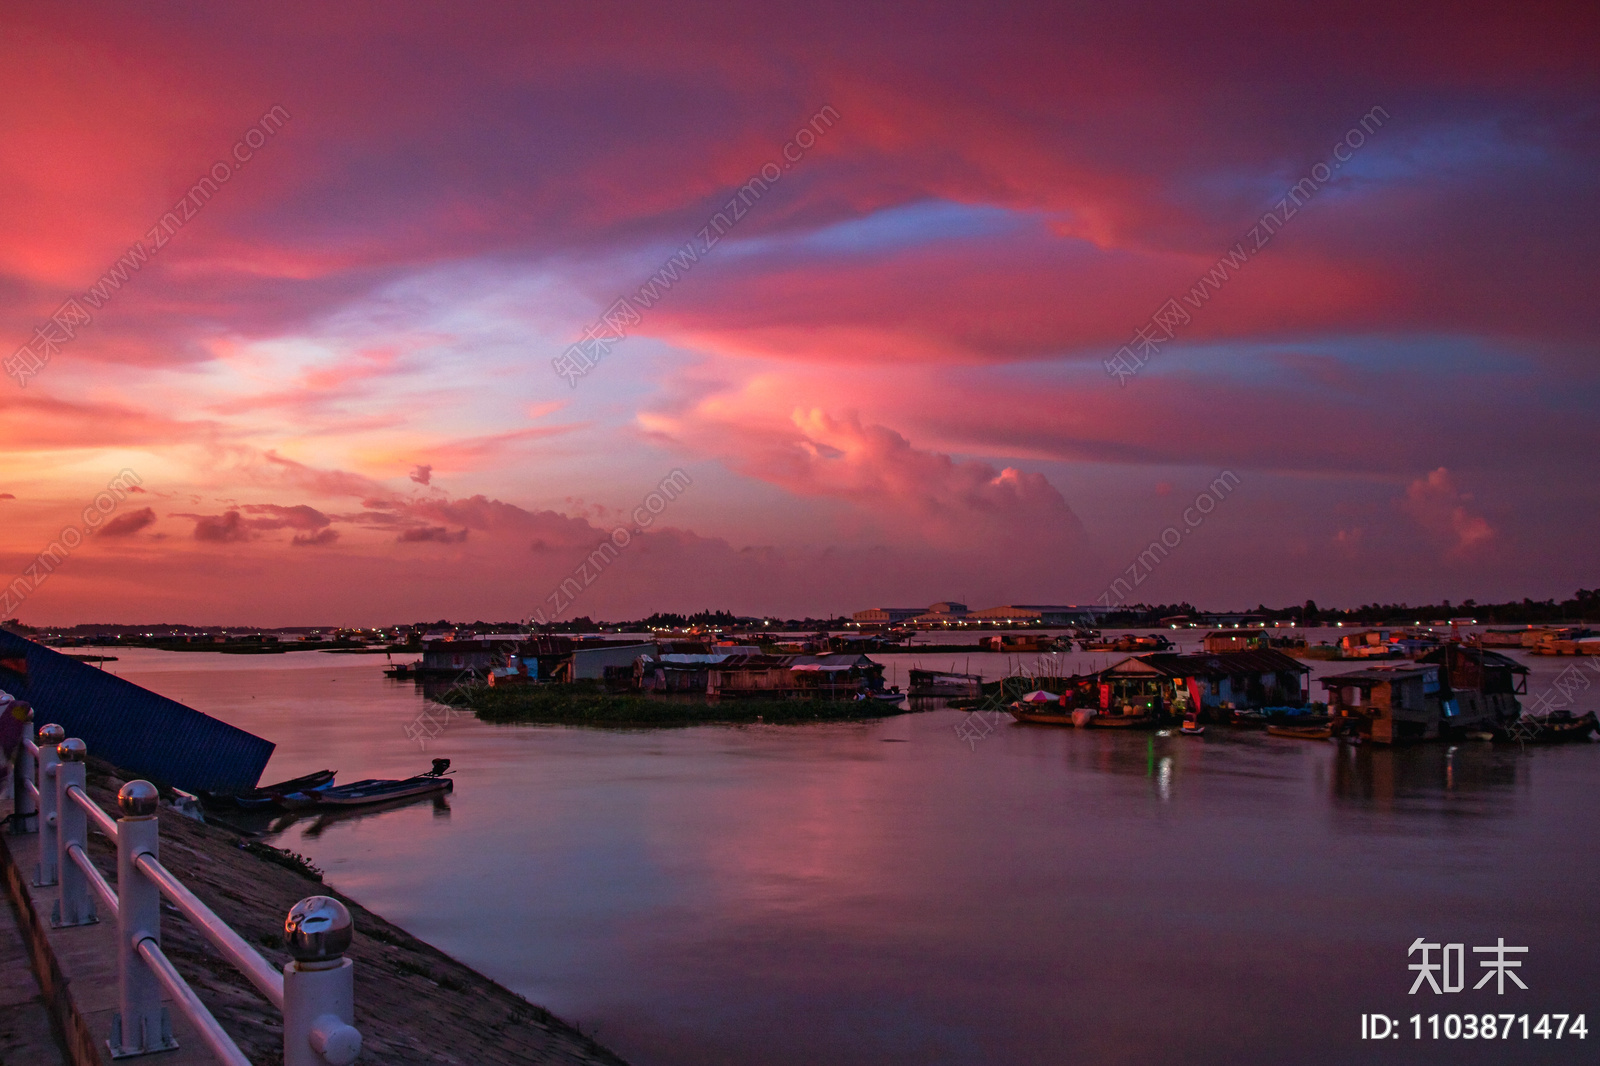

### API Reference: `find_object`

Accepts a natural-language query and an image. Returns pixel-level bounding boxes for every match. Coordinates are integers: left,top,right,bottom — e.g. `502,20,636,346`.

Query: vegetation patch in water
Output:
437,682,912,726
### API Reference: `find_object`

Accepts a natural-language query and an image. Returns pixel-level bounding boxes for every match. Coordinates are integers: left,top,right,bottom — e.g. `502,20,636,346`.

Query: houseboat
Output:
1078,633,1174,653
908,669,984,698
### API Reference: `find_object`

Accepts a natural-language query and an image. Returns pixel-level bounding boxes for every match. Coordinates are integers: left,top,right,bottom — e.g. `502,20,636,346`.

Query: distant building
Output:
852,607,923,623
913,601,969,624
966,605,1097,626
1202,631,1265,653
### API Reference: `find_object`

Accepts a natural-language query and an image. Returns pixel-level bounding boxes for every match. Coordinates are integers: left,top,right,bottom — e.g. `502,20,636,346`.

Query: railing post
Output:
10,705,35,834
52,738,96,928
33,723,64,885
110,780,176,1058
283,897,361,1066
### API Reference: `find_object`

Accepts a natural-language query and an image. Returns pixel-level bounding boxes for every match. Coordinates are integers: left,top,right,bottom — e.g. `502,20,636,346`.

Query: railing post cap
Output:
56,737,87,762
117,780,160,817
285,896,353,961
38,722,65,744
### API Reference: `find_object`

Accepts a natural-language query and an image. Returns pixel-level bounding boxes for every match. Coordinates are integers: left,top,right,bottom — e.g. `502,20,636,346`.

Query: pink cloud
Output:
1400,467,1495,555
397,525,468,544
96,507,157,538
291,528,340,547
644,403,1083,550
239,503,332,531
190,510,253,543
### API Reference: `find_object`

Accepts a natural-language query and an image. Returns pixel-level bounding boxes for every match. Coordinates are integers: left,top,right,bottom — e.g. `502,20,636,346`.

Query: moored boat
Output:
280,760,454,810
1266,721,1334,740
1495,710,1598,743
1090,712,1157,729
198,769,336,810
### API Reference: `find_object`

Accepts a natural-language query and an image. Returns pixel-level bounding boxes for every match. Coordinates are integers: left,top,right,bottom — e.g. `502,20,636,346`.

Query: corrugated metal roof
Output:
0,631,273,792
1107,649,1309,677
1319,665,1436,684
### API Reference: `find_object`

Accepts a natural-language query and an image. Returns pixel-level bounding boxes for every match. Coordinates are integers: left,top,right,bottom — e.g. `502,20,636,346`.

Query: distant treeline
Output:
7,589,1595,637
1101,589,1600,627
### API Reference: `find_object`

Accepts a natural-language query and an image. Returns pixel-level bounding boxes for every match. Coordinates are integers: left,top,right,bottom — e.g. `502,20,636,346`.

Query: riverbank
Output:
7,757,629,1065
442,684,919,726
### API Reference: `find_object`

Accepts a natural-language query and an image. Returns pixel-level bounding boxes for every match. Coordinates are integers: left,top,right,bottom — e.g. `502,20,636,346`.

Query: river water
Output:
95,631,1599,1065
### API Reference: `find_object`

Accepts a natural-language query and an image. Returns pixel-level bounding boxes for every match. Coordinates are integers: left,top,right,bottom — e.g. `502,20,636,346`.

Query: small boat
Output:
198,769,336,810
857,687,907,702
1266,721,1334,740
1009,702,1076,725
1090,712,1157,729
1078,634,1173,653
1496,710,1598,744
280,760,454,810
1179,716,1205,736
908,670,984,698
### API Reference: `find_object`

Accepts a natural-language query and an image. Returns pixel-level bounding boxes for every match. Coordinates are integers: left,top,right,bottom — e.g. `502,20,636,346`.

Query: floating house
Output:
706,653,885,699
1418,645,1527,724
1337,630,1402,659
1320,663,1444,743
979,633,1059,653
1098,649,1310,717
570,642,658,680
1202,631,1265,653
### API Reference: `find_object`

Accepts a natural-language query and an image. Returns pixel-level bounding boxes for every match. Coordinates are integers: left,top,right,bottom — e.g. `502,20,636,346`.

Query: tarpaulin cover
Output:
0,631,272,793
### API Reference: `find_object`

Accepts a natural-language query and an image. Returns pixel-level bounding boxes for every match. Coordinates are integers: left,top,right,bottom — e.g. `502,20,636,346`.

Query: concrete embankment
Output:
2,759,630,1065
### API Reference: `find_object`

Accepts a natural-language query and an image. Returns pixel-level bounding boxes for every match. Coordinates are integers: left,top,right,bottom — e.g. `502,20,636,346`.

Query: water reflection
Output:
1330,740,1520,813
100,648,1598,1066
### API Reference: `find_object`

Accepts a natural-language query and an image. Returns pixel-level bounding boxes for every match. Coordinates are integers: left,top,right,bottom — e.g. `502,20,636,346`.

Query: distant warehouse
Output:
965,605,1098,626
852,603,1100,626
852,607,925,623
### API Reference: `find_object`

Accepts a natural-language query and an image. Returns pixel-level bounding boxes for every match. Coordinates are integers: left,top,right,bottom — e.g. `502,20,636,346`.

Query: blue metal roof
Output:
0,631,272,792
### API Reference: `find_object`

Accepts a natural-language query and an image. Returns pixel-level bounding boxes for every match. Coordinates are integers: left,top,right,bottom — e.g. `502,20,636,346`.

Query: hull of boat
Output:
1266,724,1333,740
1009,707,1075,725
282,776,453,810
199,769,336,809
314,778,453,807
1498,711,1598,743
1091,714,1156,729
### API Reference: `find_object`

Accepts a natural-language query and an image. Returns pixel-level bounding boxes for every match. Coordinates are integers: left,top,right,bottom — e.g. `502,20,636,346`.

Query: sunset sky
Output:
2,2,1597,626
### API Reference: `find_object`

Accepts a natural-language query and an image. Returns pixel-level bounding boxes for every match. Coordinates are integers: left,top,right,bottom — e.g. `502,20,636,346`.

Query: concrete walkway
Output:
1,808,225,1066
0,864,66,1066
2,769,631,1066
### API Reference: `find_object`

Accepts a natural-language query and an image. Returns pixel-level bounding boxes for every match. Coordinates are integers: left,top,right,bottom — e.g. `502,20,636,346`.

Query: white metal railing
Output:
11,717,361,1065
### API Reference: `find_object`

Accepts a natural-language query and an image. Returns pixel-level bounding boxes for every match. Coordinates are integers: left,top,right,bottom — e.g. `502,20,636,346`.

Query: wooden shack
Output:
1321,664,1442,743
1202,631,1264,653
1418,645,1526,727
706,653,884,699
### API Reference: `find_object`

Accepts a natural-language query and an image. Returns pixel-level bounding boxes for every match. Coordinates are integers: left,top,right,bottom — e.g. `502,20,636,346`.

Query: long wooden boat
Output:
283,775,452,810
1496,710,1598,743
1090,713,1157,729
1266,721,1334,740
1077,634,1173,653
1008,703,1076,725
280,759,454,810
908,670,984,698
198,769,336,810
